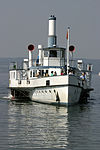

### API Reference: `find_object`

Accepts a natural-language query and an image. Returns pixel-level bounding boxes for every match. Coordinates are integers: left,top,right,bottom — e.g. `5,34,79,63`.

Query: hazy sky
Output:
0,0,100,59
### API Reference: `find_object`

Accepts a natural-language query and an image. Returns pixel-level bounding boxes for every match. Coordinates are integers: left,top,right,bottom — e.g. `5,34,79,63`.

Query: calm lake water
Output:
0,58,100,150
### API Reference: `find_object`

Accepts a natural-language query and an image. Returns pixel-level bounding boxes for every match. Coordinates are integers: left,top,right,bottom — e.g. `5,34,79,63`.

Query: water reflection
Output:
8,101,99,150
8,102,69,149
67,104,98,150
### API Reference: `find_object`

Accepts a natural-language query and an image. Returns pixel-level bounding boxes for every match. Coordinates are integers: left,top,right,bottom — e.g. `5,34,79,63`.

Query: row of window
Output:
44,50,65,57
30,70,49,78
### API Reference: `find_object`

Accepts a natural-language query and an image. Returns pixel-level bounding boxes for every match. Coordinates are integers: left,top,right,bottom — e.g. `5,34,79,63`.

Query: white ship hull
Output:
9,75,87,106
30,85,82,106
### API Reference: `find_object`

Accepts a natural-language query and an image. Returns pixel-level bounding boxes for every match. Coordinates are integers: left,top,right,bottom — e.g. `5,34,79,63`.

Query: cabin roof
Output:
43,47,65,51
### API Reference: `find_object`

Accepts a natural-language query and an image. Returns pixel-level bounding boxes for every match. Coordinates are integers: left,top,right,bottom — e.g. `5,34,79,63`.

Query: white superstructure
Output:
9,15,93,106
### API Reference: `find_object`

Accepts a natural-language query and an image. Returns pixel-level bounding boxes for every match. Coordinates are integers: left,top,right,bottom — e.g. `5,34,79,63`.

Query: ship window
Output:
57,51,60,57
33,72,35,77
39,70,42,76
44,51,48,57
42,70,44,76
62,51,65,57
11,72,15,79
49,50,57,57
30,70,32,77
46,80,50,86
33,70,37,77
46,70,48,74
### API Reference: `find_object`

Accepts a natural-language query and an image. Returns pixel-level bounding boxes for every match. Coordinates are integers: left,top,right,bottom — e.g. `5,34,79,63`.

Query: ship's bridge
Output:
39,47,66,67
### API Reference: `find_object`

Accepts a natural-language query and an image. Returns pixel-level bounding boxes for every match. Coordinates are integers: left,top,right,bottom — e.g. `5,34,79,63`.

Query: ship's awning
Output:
30,66,66,70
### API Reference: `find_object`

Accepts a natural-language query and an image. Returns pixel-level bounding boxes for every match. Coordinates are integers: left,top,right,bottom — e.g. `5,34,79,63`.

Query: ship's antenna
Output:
66,27,70,74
